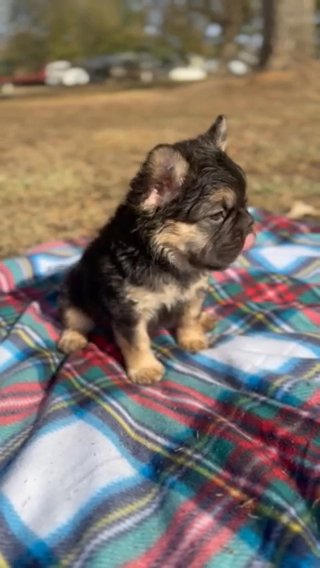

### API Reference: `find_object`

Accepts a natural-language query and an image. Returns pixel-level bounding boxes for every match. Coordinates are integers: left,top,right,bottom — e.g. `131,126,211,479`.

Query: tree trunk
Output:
220,0,245,64
260,0,315,70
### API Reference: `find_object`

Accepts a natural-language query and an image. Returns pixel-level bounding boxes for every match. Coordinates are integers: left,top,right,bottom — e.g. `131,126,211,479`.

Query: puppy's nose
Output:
242,210,254,231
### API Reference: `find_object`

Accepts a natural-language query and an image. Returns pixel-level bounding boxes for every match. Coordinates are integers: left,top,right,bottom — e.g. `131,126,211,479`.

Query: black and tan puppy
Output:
58,116,254,384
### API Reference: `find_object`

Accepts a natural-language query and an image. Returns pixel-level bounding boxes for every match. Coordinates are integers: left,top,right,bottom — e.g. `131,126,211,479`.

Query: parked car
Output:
0,69,45,87
44,60,70,85
44,61,90,87
168,66,207,82
82,52,167,84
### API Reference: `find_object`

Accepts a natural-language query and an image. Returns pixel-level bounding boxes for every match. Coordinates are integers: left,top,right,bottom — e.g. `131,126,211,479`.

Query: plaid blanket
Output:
0,209,319,568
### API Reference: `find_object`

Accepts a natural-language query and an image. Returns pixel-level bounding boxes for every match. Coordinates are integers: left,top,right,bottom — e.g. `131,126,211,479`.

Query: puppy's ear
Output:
143,145,189,209
207,115,227,151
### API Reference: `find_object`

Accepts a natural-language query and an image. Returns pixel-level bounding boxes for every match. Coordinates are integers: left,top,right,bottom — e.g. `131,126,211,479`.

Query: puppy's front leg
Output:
114,320,164,385
58,306,93,354
177,294,214,353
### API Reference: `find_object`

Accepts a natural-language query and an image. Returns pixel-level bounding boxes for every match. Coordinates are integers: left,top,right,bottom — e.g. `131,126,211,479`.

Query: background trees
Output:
260,0,316,69
2,0,318,71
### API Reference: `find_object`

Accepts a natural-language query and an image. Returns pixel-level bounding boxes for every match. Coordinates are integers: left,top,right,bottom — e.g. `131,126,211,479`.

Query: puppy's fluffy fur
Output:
59,116,253,384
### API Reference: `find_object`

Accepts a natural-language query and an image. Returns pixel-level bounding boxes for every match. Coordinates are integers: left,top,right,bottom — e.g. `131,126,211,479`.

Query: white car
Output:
45,61,90,87
45,61,70,86
61,67,90,87
168,66,207,82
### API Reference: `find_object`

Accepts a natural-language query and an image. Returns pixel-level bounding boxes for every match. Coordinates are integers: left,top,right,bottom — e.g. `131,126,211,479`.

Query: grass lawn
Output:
1,65,319,258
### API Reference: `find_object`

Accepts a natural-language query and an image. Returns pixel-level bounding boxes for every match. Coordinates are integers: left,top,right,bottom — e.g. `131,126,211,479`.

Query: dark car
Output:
81,52,174,84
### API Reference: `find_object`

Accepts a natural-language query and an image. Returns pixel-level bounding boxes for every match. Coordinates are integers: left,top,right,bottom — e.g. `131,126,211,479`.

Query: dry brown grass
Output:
0,65,319,257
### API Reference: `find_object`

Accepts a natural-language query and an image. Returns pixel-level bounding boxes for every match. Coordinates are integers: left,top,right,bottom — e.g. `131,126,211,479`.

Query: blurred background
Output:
0,0,319,257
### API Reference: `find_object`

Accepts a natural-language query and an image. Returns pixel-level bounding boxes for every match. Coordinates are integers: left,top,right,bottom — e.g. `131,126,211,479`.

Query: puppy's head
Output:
127,116,254,271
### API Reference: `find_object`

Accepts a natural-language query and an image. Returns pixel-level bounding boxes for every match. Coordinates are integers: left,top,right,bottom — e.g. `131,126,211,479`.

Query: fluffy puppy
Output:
58,116,254,384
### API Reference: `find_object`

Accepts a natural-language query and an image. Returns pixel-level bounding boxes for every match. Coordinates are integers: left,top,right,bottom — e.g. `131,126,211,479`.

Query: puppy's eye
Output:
209,210,225,222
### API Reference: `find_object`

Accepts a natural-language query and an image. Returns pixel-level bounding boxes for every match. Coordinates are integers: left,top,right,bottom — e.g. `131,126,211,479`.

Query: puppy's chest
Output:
126,277,208,321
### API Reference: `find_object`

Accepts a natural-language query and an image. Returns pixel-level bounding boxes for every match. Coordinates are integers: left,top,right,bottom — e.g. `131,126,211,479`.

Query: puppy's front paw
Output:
58,330,88,354
177,331,208,353
200,312,216,332
128,360,165,385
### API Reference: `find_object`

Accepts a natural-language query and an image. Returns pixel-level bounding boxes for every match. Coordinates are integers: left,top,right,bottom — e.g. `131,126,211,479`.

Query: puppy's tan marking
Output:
121,277,208,381
126,276,208,322
58,330,88,354
115,321,164,385
63,306,94,333
210,187,236,208
178,333,208,353
58,306,93,354
128,358,164,385
176,290,209,353
200,311,216,332
153,221,207,254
